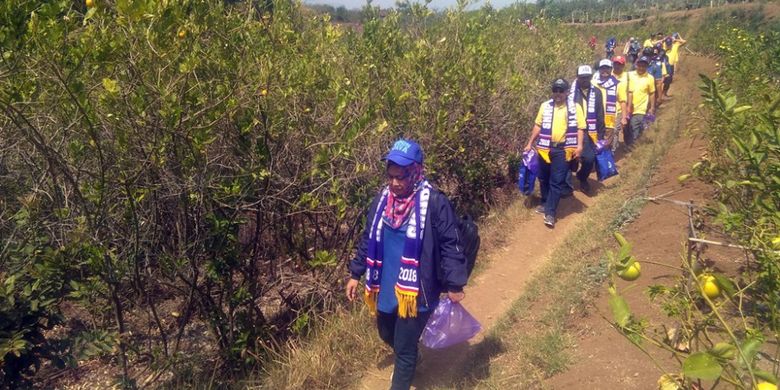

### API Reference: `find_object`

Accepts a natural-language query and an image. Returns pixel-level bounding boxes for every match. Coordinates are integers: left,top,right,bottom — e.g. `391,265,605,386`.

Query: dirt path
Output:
356,52,716,390
544,55,718,389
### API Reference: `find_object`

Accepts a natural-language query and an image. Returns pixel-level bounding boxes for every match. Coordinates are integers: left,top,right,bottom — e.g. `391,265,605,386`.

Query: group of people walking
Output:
529,32,687,228
344,31,689,390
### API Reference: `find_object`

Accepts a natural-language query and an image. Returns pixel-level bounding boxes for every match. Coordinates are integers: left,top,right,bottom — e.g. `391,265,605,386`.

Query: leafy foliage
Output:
0,0,589,386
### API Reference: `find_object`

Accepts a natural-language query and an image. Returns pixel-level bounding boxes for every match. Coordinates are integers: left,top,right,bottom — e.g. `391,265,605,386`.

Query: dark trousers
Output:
663,65,675,92
626,114,645,146
377,310,432,390
577,137,596,183
538,148,569,218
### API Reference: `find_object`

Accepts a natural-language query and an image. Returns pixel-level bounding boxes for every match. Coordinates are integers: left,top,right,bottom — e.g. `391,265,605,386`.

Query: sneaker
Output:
579,179,591,195
544,214,555,228
535,205,545,214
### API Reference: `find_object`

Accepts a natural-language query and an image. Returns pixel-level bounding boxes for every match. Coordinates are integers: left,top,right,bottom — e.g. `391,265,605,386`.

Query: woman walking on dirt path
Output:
524,78,585,228
346,139,468,390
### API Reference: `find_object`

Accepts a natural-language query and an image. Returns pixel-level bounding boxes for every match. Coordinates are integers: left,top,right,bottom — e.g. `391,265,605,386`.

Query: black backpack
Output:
457,214,480,277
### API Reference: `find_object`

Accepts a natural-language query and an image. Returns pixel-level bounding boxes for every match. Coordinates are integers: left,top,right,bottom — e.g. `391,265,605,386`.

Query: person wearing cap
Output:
626,56,656,146
663,34,687,97
523,78,585,228
593,59,628,153
624,37,641,68
610,56,631,150
569,65,605,194
347,139,468,390
648,47,670,107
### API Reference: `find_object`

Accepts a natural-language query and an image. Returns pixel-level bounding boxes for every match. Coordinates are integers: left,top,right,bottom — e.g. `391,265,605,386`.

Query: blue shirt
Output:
649,60,667,80
377,222,433,314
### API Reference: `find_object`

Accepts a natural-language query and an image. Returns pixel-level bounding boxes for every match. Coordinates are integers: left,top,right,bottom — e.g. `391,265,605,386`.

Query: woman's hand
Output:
448,291,465,303
346,278,360,302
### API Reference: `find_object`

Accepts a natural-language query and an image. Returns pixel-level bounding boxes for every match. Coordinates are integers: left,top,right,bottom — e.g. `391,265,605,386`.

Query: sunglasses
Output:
552,88,567,93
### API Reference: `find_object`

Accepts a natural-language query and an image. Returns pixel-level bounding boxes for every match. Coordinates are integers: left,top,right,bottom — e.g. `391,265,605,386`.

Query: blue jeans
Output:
626,114,645,146
663,64,675,92
377,310,433,390
538,148,570,218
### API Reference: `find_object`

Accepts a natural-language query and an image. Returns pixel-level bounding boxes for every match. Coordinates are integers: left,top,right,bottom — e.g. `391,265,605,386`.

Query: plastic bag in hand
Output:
522,149,540,176
421,298,481,349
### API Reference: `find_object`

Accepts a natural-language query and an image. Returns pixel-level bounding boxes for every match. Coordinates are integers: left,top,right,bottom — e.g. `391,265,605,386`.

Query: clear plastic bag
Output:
421,298,481,349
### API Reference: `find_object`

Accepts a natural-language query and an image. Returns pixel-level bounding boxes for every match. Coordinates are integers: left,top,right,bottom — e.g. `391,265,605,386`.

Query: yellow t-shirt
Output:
643,38,654,48
613,71,629,106
628,71,655,115
667,41,682,65
534,101,586,143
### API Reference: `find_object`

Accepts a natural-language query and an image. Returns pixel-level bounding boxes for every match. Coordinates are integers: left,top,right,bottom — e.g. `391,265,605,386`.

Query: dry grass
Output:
254,306,385,389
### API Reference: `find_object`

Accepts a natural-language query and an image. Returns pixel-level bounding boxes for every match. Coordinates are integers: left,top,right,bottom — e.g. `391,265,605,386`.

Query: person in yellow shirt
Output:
524,78,585,228
571,65,605,195
592,60,628,138
643,33,655,48
663,34,687,97
626,56,656,147
609,56,631,150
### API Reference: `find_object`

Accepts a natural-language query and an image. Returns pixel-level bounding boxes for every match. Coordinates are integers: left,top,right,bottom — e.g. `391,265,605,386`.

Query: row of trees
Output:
0,0,590,387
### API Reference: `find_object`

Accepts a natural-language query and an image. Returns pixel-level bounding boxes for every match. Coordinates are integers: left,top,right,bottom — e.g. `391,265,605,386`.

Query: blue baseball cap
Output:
384,139,423,166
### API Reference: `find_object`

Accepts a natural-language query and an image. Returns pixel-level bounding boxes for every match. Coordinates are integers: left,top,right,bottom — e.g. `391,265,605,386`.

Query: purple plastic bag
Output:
421,298,482,349
522,149,540,176
643,113,656,127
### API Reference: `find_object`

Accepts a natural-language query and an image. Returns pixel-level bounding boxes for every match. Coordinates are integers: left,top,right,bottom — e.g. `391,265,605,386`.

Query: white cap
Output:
598,59,613,68
577,65,593,76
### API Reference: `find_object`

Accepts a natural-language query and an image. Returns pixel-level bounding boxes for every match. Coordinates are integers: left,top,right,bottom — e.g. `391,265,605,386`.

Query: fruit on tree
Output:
699,274,720,299
86,0,95,8
755,382,777,390
618,261,641,281
178,29,187,40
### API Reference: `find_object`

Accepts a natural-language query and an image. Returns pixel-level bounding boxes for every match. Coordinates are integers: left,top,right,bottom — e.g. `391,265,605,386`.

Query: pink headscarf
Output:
383,163,424,229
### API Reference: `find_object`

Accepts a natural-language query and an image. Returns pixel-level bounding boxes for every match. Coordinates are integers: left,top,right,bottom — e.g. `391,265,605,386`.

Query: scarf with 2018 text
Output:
364,181,432,318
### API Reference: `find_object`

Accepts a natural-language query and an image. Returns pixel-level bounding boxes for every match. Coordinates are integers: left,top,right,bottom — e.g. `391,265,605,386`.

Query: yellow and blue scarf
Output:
536,99,579,163
364,181,432,318
570,83,599,144
596,75,619,130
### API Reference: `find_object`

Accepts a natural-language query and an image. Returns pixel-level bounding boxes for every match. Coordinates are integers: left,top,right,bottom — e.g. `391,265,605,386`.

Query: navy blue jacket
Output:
349,188,468,308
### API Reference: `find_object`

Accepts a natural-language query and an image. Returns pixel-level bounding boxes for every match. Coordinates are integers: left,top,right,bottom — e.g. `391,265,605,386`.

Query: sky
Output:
303,0,523,11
